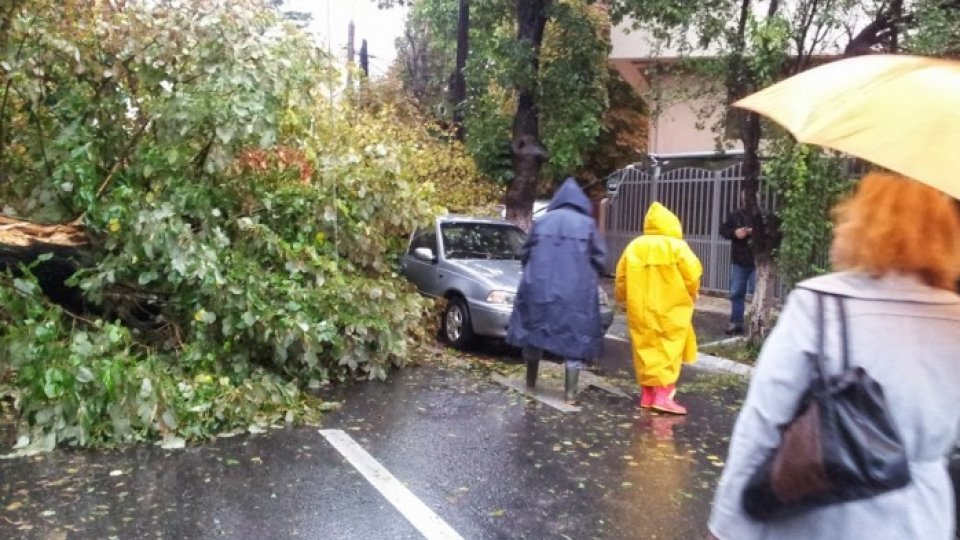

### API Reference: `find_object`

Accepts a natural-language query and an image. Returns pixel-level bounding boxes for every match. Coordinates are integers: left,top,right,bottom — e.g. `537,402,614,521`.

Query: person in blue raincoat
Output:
507,177,607,404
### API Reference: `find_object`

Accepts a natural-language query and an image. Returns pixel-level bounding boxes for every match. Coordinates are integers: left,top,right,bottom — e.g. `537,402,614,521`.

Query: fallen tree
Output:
0,0,493,453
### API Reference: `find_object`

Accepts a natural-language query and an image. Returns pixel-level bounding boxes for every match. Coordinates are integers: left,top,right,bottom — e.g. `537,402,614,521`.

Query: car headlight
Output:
486,290,516,305
598,286,609,306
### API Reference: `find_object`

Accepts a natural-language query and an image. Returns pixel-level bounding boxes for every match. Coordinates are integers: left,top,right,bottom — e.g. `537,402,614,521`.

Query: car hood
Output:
450,259,522,290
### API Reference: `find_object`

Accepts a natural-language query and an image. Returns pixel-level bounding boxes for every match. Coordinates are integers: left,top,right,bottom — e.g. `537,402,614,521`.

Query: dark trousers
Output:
729,264,756,326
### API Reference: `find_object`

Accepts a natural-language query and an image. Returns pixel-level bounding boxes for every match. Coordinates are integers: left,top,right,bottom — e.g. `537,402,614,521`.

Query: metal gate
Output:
604,160,776,295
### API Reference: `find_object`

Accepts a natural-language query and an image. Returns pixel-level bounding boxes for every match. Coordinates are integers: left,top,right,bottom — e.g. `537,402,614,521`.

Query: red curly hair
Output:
831,171,960,291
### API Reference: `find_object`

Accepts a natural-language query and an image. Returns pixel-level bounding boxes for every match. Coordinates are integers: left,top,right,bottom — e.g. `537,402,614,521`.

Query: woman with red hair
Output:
709,172,960,539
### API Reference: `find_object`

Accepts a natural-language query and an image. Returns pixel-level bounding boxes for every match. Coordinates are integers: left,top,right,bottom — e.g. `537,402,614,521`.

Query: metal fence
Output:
604,161,778,295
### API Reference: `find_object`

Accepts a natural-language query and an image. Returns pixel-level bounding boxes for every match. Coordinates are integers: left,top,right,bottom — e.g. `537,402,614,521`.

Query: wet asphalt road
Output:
0,313,746,540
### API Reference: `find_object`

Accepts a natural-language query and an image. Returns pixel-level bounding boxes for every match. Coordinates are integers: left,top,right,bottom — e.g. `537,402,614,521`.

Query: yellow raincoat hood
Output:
643,202,683,239
615,203,703,387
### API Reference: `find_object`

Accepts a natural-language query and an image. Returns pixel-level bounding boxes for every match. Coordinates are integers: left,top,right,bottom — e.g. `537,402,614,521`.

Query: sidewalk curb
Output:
693,353,754,378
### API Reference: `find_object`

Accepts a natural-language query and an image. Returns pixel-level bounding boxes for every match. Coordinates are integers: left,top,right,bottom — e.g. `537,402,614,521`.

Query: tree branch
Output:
193,132,216,174
18,90,54,179
92,118,151,200
843,1,908,57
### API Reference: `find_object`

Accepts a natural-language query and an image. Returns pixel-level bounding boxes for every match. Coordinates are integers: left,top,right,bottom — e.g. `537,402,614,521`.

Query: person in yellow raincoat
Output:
615,202,703,415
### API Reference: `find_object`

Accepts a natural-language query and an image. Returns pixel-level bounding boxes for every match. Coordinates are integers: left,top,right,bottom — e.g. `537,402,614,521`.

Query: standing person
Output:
507,177,607,405
720,192,758,335
615,202,702,415
708,172,960,539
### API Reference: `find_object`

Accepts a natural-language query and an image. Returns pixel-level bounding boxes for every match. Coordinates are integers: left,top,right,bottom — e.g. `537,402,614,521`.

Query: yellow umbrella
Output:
734,54,960,200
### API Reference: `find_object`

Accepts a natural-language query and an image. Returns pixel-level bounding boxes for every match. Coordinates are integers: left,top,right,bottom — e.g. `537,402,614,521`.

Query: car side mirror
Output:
413,247,436,262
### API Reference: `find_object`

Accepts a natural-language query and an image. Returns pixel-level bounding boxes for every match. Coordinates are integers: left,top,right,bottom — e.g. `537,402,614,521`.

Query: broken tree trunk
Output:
0,215,90,313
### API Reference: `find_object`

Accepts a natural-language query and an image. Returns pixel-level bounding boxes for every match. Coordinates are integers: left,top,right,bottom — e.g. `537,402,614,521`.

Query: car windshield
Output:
441,222,526,260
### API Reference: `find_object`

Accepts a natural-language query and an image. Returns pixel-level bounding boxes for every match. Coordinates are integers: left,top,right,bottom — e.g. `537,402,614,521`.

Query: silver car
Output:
401,215,614,349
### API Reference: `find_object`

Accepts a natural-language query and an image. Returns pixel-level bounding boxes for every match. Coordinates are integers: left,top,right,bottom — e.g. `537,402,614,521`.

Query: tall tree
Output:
385,0,611,229
503,0,551,229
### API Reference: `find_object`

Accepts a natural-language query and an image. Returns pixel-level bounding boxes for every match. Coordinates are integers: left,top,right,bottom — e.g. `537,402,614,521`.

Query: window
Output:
409,228,437,254
440,222,526,260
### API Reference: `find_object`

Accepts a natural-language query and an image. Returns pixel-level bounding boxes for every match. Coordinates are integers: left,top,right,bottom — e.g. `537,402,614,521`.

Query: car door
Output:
401,225,442,297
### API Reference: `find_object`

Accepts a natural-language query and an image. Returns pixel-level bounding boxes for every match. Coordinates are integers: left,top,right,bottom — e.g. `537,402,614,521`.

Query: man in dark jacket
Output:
719,191,758,335
507,177,607,404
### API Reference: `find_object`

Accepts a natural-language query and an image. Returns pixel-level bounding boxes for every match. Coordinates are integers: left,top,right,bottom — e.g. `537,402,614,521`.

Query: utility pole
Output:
450,0,469,141
359,39,369,77
347,20,356,65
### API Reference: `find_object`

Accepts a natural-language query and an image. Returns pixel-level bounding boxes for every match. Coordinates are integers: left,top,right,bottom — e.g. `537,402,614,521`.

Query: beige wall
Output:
611,20,739,154
646,72,742,154
611,60,742,154
609,8,863,155
610,18,720,61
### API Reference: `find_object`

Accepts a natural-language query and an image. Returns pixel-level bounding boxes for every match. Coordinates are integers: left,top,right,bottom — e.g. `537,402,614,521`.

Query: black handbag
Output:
741,291,911,521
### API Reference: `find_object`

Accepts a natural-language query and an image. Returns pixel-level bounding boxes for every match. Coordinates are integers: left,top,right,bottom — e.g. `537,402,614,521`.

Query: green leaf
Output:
76,367,95,383
13,278,36,295
162,410,178,430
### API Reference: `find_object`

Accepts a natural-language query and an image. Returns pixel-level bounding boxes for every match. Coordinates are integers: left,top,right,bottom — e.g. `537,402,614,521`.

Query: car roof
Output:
437,214,522,227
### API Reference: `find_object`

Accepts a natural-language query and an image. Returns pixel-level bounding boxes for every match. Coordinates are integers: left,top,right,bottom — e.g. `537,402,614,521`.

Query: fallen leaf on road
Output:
488,509,506,517
160,436,186,450
5,501,23,511
109,470,124,477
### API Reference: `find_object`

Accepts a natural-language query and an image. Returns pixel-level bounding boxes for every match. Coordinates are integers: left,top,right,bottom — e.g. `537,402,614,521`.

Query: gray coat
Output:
506,178,606,361
710,271,960,540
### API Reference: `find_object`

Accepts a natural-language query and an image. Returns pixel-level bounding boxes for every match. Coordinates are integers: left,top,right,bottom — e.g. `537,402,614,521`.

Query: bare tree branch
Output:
92,118,151,201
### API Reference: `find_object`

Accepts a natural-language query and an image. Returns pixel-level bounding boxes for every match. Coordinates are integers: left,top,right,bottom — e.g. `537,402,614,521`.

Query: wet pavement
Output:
0,313,747,540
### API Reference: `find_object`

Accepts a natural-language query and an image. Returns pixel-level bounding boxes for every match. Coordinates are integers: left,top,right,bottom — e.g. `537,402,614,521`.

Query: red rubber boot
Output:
650,384,687,415
639,386,655,408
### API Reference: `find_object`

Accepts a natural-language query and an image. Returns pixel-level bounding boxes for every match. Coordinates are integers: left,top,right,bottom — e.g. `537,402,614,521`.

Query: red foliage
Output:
235,146,313,184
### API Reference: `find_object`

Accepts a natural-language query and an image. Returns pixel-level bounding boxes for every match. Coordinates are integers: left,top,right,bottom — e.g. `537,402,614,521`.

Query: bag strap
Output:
835,295,851,371
803,287,852,377
813,292,827,381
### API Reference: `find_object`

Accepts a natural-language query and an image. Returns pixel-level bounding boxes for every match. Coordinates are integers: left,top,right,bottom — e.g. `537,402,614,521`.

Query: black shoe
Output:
725,324,745,335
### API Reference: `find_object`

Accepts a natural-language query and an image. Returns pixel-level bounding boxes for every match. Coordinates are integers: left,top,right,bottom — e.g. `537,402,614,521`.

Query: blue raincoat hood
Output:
547,177,592,215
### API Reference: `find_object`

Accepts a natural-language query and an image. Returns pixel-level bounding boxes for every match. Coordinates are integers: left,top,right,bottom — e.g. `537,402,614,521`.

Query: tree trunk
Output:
726,0,784,341
505,0,551,231
740,109,780,342
0,215,90,313
0,215,166,328
450,0,469,141
505,132,548,231
748,253,777,343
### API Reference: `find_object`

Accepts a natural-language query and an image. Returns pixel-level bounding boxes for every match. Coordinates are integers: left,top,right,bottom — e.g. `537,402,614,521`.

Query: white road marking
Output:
319,429,465,540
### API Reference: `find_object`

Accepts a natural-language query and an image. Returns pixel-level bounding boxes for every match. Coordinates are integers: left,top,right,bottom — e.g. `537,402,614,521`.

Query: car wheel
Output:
442,296,475,349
